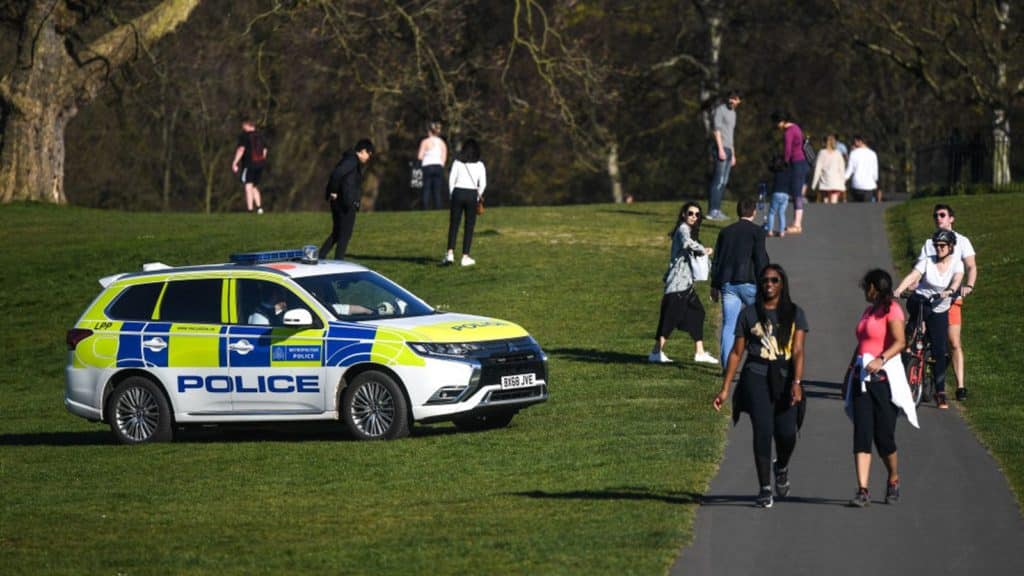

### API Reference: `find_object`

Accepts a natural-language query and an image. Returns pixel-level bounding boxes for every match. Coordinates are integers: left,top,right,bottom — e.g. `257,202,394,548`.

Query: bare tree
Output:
835,0,1023,185
0,0,203,204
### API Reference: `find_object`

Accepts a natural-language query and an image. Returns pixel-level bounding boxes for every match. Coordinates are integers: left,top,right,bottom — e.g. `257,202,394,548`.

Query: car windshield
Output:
295,271,434,320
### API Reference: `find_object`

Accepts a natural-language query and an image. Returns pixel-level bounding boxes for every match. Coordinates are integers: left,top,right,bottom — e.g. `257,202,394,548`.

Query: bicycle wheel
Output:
922,348,935,403
905,352,925,406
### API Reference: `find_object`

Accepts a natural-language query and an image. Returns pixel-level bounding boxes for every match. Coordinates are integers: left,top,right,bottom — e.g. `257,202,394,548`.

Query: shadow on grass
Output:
346,253,436,266
0,431,116,446
547,347,648,365
596,208,663,217
513,486,702,505
0,421,459,446
700,494,849,507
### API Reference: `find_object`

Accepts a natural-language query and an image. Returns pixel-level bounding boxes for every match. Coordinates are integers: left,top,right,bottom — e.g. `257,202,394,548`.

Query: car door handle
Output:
228,339,254,355
142,337,167,352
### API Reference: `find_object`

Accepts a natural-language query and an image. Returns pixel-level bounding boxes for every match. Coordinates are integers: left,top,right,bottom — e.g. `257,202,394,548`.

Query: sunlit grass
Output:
0,201,733,574
887,193,1024,510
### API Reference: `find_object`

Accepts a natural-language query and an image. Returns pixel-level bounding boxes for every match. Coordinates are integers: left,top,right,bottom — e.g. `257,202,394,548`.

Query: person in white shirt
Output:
811,134,847,204
895,229,964,409
844,135,879,202
917,204,977,401
443,139,487,267
417,121,448,210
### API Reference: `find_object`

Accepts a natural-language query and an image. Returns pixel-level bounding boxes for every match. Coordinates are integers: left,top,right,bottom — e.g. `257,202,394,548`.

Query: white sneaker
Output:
694,352,719,364
648,351,673,363
442,253,455,265
256,207,264,215
461,255,476,267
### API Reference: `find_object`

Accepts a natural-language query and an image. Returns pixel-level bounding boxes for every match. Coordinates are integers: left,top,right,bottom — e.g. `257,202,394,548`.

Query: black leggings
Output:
851,374,898,456
908,295,950,394
740,367,799,487
447,188,478,255
421,165,445,209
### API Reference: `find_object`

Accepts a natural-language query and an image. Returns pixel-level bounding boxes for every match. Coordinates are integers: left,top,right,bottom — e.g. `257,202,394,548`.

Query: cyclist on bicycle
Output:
919,204,977,401
894,229,964,409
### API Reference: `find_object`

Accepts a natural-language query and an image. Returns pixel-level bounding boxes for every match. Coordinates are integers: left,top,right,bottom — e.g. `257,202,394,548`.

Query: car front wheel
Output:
107,376,174,444
342,371,410,440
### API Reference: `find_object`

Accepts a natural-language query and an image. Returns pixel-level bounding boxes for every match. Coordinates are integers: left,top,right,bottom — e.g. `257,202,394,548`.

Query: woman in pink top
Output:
843,269,907,507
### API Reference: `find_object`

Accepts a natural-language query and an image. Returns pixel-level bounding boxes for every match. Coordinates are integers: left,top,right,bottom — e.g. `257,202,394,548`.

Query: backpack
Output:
249,132,267,166
802,137,816,166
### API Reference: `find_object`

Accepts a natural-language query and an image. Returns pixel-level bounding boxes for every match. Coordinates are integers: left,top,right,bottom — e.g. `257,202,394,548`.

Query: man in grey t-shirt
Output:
707,90,741,220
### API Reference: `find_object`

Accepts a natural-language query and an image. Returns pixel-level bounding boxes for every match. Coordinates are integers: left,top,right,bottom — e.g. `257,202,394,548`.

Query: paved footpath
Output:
672,202,1024,575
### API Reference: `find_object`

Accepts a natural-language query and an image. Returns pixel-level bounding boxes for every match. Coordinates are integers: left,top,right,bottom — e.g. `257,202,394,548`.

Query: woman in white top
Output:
811,134,846,204
443,139,486,266
894,229,964,409
417,121,448,210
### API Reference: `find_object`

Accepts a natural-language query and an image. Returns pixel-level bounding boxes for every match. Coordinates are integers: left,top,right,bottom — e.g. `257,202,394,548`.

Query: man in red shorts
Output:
918,203,977,401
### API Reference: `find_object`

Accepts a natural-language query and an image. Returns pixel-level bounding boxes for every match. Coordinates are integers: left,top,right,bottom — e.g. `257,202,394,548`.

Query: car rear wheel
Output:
342,371,409,440
453,410,516,432
107,376,173,444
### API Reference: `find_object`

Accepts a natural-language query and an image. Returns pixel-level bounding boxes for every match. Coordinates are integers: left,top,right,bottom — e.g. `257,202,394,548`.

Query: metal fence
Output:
914,129,1024,194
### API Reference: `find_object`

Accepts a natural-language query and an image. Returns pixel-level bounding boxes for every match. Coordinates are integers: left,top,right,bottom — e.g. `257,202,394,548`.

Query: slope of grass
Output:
0,202,733,574
887,194,1024,510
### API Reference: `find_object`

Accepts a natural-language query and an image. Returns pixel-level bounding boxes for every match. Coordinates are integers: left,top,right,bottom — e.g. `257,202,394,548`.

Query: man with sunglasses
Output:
917,204,977,401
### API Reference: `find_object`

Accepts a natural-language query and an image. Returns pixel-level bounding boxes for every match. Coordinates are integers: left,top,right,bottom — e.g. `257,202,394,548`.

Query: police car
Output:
65,247,548,443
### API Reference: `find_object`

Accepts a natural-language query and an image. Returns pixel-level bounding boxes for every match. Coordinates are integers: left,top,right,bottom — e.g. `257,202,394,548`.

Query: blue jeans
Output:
720,282,757,367
765,192,789,234
707,148,733,213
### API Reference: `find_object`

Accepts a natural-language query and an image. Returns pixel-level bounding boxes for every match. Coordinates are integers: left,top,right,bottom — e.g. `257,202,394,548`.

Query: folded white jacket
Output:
843,352,919,429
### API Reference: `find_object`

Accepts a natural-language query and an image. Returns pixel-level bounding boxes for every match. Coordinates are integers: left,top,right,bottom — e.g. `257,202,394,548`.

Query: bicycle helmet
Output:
932,228,957,246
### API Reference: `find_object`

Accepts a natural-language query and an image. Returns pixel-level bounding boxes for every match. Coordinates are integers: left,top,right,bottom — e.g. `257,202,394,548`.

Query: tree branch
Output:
75,0,202,101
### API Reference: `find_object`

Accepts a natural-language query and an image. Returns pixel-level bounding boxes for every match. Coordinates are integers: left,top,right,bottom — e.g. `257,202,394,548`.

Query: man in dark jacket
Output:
319,139,374,260
710,197,769,368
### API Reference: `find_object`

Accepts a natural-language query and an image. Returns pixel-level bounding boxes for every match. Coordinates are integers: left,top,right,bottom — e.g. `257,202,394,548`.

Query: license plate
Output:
500,373,536,389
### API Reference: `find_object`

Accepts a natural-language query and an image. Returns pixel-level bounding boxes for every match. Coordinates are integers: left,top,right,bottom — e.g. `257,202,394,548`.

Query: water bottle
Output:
756,181,768,223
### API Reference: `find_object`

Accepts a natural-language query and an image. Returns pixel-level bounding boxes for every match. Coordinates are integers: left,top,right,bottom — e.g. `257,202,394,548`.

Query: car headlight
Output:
408,342,483,358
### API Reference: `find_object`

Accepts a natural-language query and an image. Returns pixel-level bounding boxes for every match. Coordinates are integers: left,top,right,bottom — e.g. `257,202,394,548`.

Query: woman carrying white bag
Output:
649,202,717,364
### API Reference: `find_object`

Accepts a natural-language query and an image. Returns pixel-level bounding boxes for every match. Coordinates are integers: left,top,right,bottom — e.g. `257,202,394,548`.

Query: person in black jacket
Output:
319,139,374,260
710,197,769,368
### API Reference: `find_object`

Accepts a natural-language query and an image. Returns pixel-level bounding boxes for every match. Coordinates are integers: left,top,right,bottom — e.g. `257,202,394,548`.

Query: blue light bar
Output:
230,249,306,265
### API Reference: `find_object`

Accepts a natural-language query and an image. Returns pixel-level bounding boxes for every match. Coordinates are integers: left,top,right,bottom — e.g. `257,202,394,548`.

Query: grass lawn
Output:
887,193,1024,510
0,201,732,574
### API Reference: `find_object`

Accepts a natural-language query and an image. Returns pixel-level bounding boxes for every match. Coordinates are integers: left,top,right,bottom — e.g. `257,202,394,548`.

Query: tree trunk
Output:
0,0,202,205
902,134,915,197
991,1,1012,186
993,110,1011,187
0,2,77,203
161,108,180,210
607,142,623,203
697,1,723,138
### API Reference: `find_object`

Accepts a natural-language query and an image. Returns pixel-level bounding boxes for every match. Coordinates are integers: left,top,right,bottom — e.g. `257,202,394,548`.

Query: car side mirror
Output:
283,309,314,327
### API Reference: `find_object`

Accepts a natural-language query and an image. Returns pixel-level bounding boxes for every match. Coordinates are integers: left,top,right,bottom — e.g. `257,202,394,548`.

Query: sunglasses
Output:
686,211,701,217
761,276,782,285
934,212,949,219
933,242,950,249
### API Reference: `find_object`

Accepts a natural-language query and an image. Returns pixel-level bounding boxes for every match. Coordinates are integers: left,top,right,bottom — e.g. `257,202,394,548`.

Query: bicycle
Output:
900,292,949,406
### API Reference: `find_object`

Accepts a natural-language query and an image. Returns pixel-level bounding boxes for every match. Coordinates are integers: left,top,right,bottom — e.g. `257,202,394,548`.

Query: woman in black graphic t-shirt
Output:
714,263,808,508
